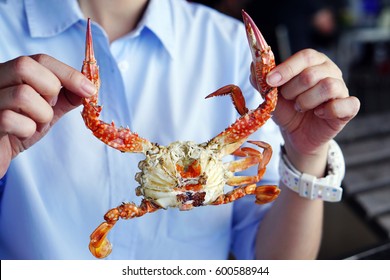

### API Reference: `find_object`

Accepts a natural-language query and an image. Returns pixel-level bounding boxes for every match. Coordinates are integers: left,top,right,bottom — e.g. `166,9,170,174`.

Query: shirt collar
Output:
24,0,83,38
24,0,176,57
139,0,175,58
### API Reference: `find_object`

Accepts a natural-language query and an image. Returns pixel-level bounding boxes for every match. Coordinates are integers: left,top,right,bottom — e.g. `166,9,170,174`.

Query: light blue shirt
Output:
0,0,282,259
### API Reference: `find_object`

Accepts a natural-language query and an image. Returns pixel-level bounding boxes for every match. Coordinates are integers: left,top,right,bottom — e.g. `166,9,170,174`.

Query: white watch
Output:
278,140,345,202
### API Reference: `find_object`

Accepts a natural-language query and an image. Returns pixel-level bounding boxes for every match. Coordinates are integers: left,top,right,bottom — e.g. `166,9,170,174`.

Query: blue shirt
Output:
0,0,282,259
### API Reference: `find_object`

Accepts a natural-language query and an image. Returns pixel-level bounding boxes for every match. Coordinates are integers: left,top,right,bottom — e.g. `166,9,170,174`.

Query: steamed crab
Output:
82,10,280,258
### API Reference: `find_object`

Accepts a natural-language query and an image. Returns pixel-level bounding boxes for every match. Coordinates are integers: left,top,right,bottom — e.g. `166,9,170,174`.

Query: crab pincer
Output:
206,10,278,155
81,18,154,154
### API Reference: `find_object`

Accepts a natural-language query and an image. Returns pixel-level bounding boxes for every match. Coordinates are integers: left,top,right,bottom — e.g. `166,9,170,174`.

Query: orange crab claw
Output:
241,10,276,98
207,11,278,155
89,222,114,259
81,19,155,154
254,185,281,204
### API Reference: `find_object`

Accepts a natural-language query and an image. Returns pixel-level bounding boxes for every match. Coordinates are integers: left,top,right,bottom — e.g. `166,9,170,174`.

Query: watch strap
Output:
279,140,345,202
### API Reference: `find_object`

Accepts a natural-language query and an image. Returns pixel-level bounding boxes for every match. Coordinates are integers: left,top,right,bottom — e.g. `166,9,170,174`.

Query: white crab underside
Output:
135,141,233,209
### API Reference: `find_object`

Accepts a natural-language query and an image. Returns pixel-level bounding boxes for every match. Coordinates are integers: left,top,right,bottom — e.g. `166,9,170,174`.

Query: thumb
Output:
51,88,83,123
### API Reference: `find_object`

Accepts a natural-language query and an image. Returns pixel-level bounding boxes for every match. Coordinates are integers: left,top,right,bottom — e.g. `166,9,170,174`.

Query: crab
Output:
81,10,280,259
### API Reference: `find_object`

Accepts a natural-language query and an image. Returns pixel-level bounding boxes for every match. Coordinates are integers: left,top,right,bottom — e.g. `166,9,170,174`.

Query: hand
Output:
0,54,96,177
252,49,360,173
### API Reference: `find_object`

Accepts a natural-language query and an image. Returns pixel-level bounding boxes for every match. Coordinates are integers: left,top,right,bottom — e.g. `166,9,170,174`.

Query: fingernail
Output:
267,71,282,86
81,79,96,96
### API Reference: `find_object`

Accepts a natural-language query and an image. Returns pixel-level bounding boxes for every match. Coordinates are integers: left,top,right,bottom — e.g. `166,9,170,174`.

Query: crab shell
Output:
134,141,232,210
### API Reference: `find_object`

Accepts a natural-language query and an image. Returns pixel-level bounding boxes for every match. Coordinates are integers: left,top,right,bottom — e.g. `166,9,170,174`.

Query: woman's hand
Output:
0,54,95,177
252,49,360,173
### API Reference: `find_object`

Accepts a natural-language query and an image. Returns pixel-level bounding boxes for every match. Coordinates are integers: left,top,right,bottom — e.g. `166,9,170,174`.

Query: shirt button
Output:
118,61,129,71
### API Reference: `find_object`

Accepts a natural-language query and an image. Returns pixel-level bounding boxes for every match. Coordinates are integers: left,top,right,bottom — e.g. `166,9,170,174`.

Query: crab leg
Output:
206,85,249,116
227,146,262,172
226,141,272,186
212,141,279,205
89,199,161,259
207,11,278,155
81,19,154,154
212,184,280,205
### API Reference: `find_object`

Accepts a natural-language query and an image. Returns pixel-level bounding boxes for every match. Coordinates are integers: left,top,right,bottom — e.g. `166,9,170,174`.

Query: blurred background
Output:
190,0,390,259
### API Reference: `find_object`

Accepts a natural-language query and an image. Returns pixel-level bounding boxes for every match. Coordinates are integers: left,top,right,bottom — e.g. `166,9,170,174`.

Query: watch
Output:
278,140,345,202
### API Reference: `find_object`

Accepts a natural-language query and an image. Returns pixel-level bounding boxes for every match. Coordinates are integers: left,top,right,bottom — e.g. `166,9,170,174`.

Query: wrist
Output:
283,141,329,178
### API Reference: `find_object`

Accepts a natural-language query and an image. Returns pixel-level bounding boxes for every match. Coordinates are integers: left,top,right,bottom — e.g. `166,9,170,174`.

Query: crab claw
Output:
89,222,114,259
254,185,281,204
241,10,275,98
206,11,277,154
81,18,155,154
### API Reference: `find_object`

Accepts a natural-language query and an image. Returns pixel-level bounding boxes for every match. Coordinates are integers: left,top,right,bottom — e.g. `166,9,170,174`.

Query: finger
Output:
0,55,95,99
294,77,348,112
280,62,342,101
0,109,36,138
0,85,54,124
51,88,83,120
30,54,96,98
0,56,62,104
314,96,360,121
266,49,328,87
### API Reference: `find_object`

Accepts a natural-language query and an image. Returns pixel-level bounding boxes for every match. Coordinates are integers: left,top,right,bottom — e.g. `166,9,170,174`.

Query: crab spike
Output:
85,18,94,60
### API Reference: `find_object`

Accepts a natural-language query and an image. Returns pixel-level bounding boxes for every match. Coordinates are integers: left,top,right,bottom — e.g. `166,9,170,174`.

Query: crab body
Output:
135,141,230,210
82,11,280,258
